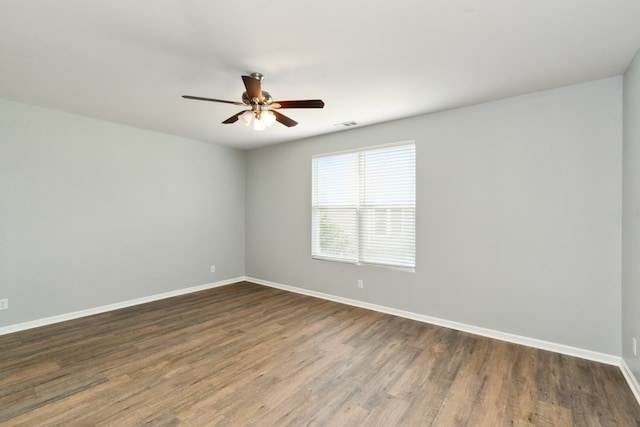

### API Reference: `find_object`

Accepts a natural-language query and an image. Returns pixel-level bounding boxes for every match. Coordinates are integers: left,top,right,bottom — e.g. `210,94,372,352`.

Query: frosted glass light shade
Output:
262,111,276,127
252,117,266,131
240,110,253,126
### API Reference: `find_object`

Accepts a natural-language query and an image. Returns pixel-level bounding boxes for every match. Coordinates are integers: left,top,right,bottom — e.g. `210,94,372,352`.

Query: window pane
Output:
360,207,415,267
361,144,416,205
312,207,358,262
313,152,358,206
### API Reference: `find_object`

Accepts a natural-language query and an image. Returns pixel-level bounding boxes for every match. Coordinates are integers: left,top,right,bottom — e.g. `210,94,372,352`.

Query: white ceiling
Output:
1,1,639,150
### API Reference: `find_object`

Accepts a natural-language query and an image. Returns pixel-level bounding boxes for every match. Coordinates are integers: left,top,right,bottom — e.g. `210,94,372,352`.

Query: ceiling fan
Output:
182,73,325,131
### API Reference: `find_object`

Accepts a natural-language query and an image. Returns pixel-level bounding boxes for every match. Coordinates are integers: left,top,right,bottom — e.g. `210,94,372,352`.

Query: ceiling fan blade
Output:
271,100,325,109
272,110,298,127
222,111,247,124
182,95,245,106
242,75,263,103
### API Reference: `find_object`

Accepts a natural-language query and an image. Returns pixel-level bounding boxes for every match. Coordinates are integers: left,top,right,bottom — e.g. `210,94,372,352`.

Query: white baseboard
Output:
246,276,621,366
621,359,640,405
0,277,244,336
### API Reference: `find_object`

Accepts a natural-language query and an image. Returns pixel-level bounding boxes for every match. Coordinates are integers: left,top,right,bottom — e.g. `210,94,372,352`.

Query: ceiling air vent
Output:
334,121,359,128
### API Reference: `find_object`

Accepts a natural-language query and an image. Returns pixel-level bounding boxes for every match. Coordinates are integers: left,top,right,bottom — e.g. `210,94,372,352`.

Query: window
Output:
312,142,416,268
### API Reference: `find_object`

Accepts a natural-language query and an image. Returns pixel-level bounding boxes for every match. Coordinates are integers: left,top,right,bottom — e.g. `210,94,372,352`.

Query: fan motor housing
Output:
242,91,272,106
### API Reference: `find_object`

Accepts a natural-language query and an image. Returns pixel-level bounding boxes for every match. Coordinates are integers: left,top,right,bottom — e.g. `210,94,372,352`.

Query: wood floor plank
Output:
503,344,540,425
1,281,639,426
429,333,492,426
465,340,514,426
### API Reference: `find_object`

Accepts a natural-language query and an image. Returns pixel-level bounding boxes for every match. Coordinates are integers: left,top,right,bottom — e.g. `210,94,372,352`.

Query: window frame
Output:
311,141,416,270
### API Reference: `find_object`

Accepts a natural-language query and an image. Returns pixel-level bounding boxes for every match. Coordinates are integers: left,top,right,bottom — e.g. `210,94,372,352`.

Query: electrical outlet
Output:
210,265,216,273
357,279,364,289
633,337,637,357
0,298,8,310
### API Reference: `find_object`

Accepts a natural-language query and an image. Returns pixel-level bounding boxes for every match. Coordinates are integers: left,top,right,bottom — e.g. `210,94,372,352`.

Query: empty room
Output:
2,1,640,425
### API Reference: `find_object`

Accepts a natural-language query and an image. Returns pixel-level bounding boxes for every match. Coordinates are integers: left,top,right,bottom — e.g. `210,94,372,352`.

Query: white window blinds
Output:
312,142,416,268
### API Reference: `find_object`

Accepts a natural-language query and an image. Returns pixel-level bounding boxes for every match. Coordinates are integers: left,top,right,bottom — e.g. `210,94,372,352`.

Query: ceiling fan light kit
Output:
182,73,324,131
241,110,276,131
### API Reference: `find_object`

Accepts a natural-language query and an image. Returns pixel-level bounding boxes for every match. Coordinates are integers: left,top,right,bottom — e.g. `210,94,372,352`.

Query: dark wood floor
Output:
1,282,639,426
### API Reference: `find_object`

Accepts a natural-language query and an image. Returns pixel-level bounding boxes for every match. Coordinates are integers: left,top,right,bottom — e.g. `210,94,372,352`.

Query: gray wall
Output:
0,77,626,359
0,98,245,326
247,78,623,355
623,50,640,382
